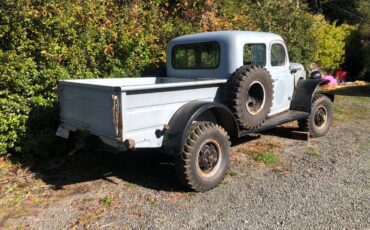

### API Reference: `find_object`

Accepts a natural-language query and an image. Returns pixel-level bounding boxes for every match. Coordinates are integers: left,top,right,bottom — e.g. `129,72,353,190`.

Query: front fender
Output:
162,101,237,156
290,79,334,112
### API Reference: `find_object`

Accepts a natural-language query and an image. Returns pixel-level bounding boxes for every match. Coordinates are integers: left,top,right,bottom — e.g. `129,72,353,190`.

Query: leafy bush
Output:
0,0,194,156
311,15,356,70
0,93,29,154
357,0,370,77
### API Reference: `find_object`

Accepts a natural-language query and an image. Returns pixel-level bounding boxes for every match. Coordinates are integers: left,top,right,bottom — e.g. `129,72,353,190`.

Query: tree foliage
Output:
214,0,354,69
247,0,316,66
306,0,369,76
0,0,195,155
311,15,356,70
356,0,370,76
0,0,355,156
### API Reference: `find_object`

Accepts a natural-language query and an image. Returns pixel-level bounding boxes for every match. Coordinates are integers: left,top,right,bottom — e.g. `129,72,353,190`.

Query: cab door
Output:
266,41,294,115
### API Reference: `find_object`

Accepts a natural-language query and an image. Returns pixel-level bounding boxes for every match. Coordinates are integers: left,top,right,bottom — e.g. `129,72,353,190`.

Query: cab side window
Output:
271,43,286,66
243,44,266,66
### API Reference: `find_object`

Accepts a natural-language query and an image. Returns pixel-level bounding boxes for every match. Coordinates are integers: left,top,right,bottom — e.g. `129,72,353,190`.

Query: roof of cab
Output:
169,30,284,45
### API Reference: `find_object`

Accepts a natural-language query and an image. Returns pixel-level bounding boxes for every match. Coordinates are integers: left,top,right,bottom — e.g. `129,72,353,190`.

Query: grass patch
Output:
148,197,159,206
320,85,370,122
333,96,370,121
305,146,322,157
228,171,238,177
99,196,112,207
83,197,94,203
236,139,282,165
266,140,283,148
253,152,279,165
360,139,370,149
237,139,282,155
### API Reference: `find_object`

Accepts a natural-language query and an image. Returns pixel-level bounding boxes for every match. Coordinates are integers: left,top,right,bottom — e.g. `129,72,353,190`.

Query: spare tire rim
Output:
246,81,266,115
314,105,328,128
196,139,222,177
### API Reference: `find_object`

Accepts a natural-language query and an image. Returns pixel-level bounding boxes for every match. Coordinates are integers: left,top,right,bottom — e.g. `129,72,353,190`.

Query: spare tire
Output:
224,65,273,129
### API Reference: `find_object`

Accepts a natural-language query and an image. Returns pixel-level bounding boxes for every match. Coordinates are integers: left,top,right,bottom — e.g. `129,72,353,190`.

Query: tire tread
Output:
176,122,230,192
224,65,274,129
298,94,332,137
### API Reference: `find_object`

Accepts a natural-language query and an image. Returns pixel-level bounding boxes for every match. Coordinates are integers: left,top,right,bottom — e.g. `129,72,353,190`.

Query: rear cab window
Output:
172,42,220,69
243,44,266,66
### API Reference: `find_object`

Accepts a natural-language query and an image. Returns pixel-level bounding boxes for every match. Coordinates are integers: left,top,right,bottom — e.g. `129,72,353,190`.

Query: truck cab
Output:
167,31,298,116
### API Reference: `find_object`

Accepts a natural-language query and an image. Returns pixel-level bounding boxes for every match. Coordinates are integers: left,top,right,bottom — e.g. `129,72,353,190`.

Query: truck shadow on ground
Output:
30,146,186,192
10,135,270,192
22,132,298,192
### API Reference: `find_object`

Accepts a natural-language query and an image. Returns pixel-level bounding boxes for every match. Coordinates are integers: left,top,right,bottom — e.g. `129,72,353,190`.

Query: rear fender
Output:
290,79,334,112
162,101,238,156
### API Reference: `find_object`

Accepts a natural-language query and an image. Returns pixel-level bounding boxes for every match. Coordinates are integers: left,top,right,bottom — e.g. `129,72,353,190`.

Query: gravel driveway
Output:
6,92,370,229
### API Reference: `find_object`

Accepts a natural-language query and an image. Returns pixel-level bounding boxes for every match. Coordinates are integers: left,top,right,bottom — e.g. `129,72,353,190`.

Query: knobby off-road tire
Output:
176,122,230,192
225,65,274,129
298,94,333,137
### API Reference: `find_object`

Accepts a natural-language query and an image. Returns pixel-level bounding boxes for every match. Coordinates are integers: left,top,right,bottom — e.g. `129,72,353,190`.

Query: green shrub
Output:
357,0,370,77
311,15,356,70
0,93,29,154
0,0,194,156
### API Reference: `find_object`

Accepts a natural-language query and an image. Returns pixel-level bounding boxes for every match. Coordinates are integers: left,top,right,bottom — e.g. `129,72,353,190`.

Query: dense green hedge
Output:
0,0,355,156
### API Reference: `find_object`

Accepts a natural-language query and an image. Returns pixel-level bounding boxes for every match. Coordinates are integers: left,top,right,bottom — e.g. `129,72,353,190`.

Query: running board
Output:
239,110,309,137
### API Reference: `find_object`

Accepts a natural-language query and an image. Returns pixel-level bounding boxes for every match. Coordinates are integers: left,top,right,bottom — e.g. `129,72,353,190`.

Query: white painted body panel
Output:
59,77,226,149
122,83,223,148
266,40,295,114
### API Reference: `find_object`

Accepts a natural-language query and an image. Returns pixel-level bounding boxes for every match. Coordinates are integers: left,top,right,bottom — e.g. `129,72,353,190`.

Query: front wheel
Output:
298,94,333,137
176,122,230,192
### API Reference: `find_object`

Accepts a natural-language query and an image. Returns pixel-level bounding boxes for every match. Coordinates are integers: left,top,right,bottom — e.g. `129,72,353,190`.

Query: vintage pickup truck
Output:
57,31,333,192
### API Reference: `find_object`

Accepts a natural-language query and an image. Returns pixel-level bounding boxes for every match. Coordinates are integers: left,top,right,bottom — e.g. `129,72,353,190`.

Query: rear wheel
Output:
176,122,230,192
298,94,333,137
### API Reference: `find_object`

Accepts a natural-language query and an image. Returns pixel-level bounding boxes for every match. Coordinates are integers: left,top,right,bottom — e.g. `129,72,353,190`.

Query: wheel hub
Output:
246,81,266,115
198,142,220,173
314,106,327,128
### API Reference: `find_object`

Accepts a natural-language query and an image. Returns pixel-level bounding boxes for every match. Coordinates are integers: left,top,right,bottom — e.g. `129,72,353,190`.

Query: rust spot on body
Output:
125,139,135,149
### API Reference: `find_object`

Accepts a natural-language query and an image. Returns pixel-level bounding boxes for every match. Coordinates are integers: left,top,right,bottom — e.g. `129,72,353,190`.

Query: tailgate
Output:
58,82,120,139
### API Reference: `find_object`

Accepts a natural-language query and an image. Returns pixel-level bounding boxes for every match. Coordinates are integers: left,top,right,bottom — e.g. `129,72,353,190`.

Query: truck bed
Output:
58,77,226,149
60,77,226,91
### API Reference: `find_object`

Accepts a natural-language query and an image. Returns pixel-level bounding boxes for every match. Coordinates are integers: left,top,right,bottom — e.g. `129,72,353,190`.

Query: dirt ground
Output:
1,85,369,229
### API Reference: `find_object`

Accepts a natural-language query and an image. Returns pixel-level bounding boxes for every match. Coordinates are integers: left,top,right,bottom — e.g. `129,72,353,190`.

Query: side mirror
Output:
310,70,322,79
290,69,297,74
